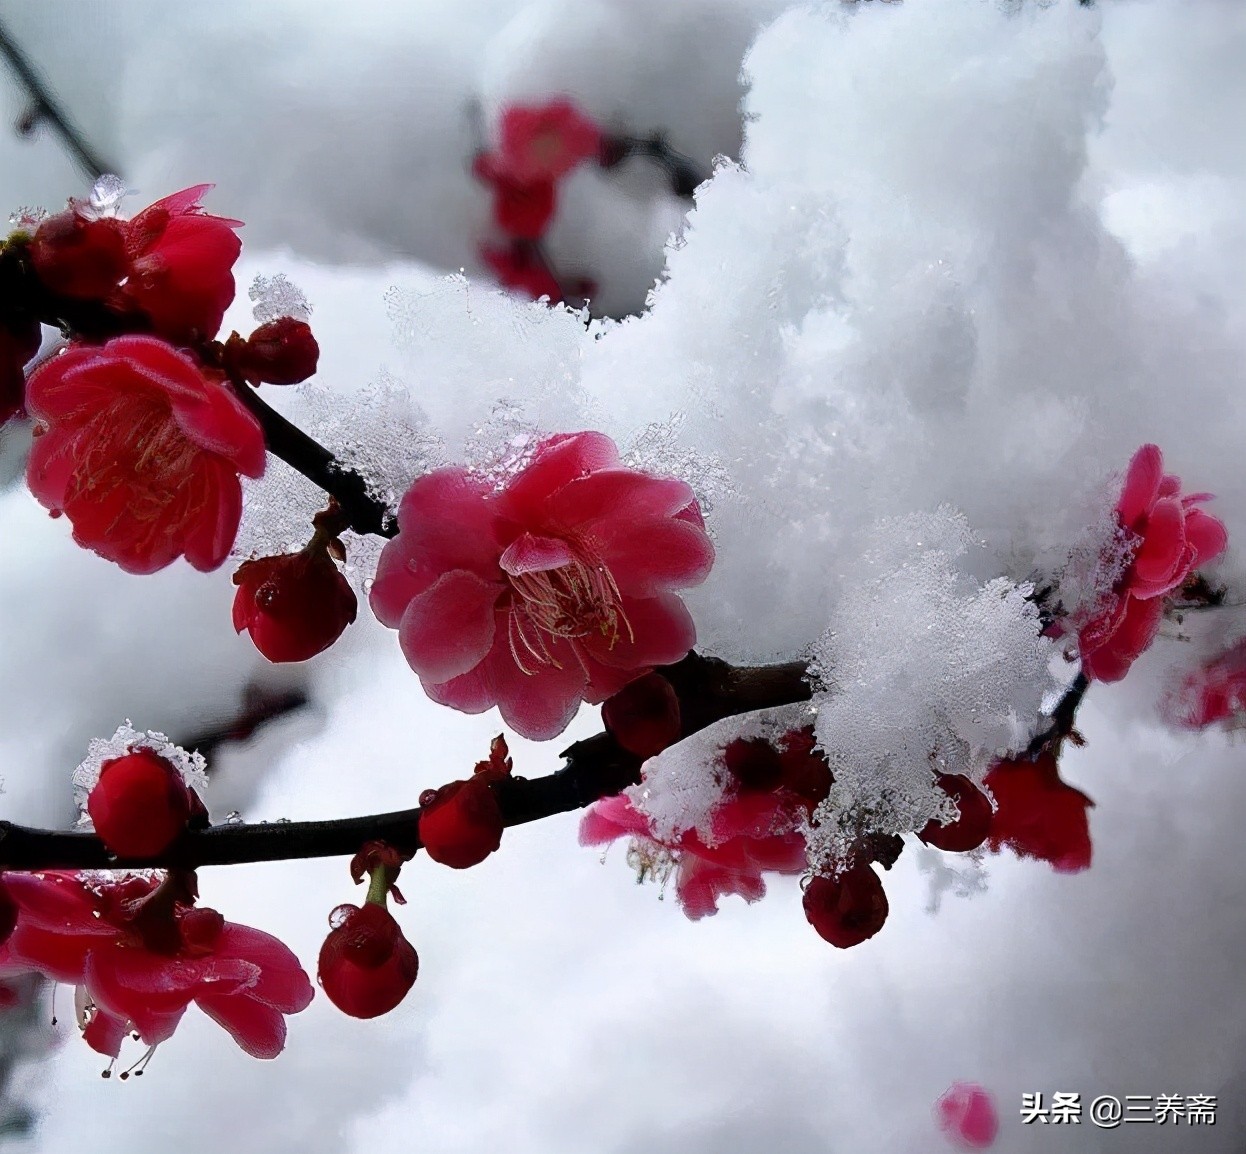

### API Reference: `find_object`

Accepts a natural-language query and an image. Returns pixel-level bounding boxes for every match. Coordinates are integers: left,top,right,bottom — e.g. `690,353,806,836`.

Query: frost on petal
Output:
72,722,207,830
630,703,816,847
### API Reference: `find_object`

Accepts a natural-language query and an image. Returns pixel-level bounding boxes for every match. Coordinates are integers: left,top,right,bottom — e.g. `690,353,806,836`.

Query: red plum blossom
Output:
370,431,714,740
25,335,266,574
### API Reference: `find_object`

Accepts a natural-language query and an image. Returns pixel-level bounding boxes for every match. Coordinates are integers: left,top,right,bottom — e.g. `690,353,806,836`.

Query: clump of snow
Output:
86,174,129,217
249,272,312,325
630,702,815,847
803,510,1054,866
71,722,208,830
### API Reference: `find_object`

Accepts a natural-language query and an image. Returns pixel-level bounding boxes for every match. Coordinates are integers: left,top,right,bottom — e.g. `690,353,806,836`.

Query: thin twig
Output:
0,18,117,181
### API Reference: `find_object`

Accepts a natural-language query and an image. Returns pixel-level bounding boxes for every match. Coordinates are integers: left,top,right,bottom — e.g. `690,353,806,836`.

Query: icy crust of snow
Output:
71,722,208,830
629,701,816,847
804,510,1054,862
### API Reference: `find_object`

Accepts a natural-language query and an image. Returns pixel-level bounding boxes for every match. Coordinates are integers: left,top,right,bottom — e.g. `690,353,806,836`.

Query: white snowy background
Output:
0,1,1244,1151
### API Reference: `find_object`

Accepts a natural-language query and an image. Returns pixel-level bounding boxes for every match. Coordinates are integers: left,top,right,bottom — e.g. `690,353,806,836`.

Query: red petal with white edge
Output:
1185,508,1228,568
1116,443,1163,528
546,470,696,529
499,532,576,575
398,569,502,684
212,924,314,1012
1129,497,1186,595
196,994,288,1060
500,432,620,516
592,517,715,596
490,638,588,740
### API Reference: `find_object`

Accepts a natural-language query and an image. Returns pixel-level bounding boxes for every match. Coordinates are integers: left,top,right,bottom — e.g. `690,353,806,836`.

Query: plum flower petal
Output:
373,431,713,740
1077,444,1227,682
25,336,265,574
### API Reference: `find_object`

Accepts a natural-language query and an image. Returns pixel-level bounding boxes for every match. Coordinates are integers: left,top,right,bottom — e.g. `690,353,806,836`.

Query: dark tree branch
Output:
0,18,117,181
222,367,397,539
0,653,812,871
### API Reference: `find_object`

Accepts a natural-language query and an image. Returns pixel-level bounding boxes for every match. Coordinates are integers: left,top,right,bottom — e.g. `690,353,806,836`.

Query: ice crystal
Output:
250,273,312,324
72,722,208,830
803,509,1054,868
630,702,817,847
8,206,47,230
87,174,129,217
913,842,989,916
621,412,734,517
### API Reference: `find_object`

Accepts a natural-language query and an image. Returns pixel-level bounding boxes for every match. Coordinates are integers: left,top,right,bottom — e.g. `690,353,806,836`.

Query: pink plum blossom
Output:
580,790,808,921
935,1082,999,1150
1078,444,1226,682
370,431,714,740
1165,637,1246,729
0,871,312,1061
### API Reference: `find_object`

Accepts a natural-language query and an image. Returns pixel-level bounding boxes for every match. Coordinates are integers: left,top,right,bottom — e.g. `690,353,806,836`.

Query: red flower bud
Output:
87,749,194,858
802,862,889,949
28,210,128,299
602,673,681,758
318,903,418,1019
419,778,505,869
232,547,358,663
238,318,320,385
473,155,556,239
918,773,993,853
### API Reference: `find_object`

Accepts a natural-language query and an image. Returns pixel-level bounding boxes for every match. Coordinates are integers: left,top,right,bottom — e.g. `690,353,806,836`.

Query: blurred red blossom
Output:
370,431,714,740
472,155,557,240
25,335,265,573
318,903,418,1019
0,872,312,1060
985,753,1094,873
30,184,242,343
1165,637,1246,729
935,1081,999,1150
233,546,357,663
87,749,199,858
1078,444,1226,683
497,98,603,183
481,242,566,303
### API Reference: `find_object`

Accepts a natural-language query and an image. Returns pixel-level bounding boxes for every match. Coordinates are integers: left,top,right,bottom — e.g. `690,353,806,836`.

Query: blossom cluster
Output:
0,165,1238,1087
